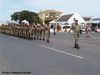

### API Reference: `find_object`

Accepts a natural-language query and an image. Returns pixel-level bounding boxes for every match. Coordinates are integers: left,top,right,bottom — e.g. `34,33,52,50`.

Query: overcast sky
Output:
0,0,100,23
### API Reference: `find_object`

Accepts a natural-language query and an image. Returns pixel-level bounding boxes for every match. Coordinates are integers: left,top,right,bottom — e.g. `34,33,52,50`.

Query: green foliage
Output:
11,10,43,24
11,12,20,21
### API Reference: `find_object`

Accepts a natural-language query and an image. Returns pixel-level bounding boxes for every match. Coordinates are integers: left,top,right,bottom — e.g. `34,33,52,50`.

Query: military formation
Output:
0,24,50,43
0,18,82,49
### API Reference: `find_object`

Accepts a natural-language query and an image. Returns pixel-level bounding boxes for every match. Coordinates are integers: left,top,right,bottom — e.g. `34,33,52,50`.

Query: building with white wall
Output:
49,13,91,32
50,13,92,26
50,13,85,29
56,13,85,26
38,10,62,24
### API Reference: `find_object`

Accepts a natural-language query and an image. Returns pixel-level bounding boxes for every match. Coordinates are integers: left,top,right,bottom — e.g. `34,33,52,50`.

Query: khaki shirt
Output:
71,24,81,34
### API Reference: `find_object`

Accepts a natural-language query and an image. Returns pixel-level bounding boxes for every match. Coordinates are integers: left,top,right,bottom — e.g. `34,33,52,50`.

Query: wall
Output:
68,13,85,25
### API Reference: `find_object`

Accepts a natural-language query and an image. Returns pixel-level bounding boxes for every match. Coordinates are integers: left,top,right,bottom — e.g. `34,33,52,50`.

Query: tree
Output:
11,10,43,24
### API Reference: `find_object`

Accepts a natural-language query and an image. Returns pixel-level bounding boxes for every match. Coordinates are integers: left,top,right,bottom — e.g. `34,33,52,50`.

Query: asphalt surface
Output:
0,32,100,75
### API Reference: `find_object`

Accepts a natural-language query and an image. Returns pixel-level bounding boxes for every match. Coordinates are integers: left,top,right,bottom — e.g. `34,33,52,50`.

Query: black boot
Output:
74,43,77,48
76,44,80,49
43,38,45,41
47,39,49,43
34,37,36,40
30,37,33,40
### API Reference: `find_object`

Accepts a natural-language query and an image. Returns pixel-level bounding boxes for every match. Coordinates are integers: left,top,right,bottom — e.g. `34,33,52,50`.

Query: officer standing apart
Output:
68,18,81,49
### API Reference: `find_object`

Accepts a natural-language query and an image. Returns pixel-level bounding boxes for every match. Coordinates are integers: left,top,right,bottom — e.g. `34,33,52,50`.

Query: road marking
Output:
41,45,84,59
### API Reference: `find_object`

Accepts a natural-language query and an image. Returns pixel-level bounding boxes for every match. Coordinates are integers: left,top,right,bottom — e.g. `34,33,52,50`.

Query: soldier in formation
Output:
45,24,50,43
0,23,51,43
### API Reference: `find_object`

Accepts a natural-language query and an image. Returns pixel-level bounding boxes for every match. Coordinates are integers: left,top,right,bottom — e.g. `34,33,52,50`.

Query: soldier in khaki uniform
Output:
28,25,33,40
23,27,26,39
25,26,29,39
45,24,50,43
39,25,42,40
26,26,29,39
41,25,46,41
36,25,40,40
32,25,36,40
69,19,81,49
19,26,22,38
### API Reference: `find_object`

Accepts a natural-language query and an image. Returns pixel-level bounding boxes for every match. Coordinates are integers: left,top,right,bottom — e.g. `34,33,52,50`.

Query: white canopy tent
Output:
10,21,18,24
21,20,29,25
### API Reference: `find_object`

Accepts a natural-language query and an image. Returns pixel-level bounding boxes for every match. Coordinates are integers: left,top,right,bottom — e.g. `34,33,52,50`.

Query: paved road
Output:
0,32,100,75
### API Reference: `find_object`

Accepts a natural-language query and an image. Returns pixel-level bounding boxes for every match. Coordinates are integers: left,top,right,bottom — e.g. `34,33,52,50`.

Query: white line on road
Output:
41,45,84,59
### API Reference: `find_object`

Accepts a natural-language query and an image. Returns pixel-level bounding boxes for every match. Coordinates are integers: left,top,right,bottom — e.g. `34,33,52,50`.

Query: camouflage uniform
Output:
41,25,46,41
36,25,39,40
33,25,36,40
23,27,27,39
38,25,42,40
28,26,33,40
45,25,50,43
70,21,81,49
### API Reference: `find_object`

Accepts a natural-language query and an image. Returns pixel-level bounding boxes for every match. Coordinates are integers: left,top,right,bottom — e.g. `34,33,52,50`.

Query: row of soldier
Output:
0,24,50,43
